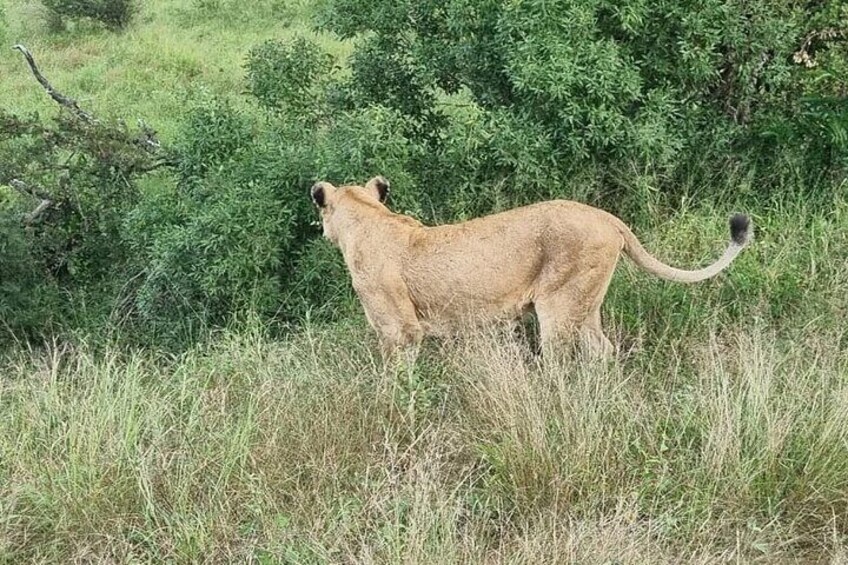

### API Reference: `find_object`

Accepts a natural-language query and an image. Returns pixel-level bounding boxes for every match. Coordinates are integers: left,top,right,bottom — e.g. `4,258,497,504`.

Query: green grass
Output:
1,322,846,562
0,0,348,140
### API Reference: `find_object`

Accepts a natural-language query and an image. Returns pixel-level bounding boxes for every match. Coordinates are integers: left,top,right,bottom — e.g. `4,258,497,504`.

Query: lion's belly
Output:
402,237,543,331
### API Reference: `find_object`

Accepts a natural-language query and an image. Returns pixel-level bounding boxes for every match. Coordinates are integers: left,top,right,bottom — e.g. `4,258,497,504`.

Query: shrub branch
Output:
793,28,848,68
9,179,54,226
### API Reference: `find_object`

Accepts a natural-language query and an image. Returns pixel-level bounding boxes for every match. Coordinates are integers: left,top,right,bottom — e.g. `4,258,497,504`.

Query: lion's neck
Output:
335,208,418,267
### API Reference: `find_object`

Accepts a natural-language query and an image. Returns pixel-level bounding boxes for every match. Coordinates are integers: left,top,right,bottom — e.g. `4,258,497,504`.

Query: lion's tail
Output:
615,214,752,284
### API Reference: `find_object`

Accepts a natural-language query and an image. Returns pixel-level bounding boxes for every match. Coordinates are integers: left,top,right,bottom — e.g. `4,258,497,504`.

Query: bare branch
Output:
9,178,54,201
12,44,95,122
9,179,54,225
23,199,54,226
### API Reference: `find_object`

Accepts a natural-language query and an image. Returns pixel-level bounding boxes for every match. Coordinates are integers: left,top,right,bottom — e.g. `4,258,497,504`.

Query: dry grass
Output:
1,322,846,563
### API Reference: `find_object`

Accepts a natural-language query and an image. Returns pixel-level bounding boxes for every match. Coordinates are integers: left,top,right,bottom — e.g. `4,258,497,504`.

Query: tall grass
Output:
2,321,846,562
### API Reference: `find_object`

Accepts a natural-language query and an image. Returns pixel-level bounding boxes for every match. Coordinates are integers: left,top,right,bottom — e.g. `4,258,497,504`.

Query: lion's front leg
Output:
375,320,423,372
353,279,423,370
379,337,421,374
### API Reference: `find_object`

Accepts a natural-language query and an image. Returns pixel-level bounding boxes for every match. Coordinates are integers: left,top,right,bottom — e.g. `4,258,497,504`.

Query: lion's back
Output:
400,200,619,323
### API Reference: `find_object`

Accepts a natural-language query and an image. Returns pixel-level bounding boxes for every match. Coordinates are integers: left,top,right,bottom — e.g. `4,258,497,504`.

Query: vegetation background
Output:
0,0,846,562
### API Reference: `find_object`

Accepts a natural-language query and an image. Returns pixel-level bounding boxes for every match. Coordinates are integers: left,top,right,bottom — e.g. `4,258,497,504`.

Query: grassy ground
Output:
1,322,847,562
0,0,346,140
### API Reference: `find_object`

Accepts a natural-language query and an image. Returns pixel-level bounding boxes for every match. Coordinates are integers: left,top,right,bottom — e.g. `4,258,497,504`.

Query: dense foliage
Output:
0,105,167,338
1,0,846,348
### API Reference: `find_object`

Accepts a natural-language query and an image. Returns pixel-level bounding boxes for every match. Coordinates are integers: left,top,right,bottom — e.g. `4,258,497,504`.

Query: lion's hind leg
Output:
577,310,615,360
535,256,618,361
535,298,582,361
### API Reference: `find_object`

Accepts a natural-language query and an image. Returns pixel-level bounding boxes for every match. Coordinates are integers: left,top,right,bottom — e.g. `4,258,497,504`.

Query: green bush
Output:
0,107,165,345
0,111,153,286
124,92,426,338
0,194,63,344
126,177,286,335
245,37,337,119
41,0,136,30
319,0,848,208
125,100,280,337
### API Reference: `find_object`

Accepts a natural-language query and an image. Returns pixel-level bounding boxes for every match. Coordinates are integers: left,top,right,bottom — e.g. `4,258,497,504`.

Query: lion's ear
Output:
311,182,333,208
365,176,390,203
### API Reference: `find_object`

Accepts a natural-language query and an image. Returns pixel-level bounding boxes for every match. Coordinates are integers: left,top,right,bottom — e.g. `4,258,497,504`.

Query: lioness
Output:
311,176,752,362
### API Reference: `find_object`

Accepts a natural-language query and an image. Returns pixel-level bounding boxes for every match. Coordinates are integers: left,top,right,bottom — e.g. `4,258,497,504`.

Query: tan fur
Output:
311,177,752,362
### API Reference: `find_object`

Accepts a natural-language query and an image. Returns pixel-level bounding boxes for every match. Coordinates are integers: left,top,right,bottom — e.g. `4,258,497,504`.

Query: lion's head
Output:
311,176,391,244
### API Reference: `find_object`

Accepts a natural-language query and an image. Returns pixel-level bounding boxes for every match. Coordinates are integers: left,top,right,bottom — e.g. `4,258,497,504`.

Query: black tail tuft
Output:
729,213,751,245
